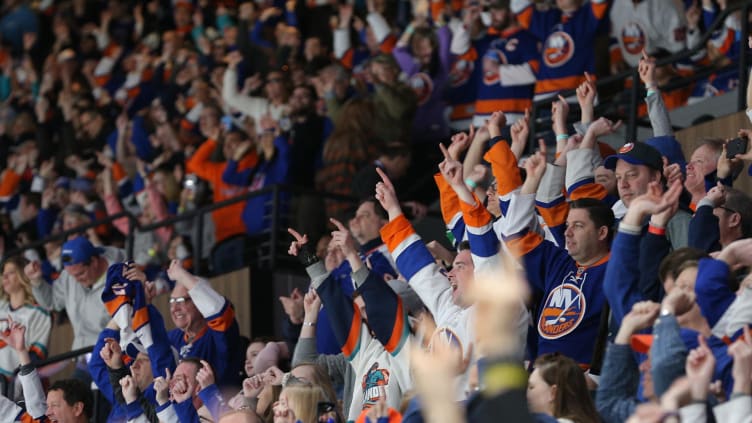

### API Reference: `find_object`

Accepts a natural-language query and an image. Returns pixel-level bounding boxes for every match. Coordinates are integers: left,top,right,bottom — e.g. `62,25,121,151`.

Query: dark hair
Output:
380,142,412,159
48,379,94,418
21,192,42,210
533,353,600,423
410,27,440,76
569,198,615,244
658,247,707,284
357,198,388,220
293,84,318,102
458,240,471,252
180,357,206,374
724,188,752,239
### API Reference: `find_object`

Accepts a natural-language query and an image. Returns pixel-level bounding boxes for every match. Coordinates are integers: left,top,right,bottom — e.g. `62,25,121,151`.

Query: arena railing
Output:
528,1,751,150
2,185,358,395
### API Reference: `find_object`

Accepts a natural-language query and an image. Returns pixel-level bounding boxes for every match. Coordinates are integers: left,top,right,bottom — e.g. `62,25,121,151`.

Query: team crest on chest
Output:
538,282,586,339
621,22,646,55
361,362,390,409
449,59,474,87
543,31,574,68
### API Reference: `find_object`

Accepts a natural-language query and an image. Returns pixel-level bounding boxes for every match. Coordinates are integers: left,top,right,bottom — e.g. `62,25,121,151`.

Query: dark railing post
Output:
269,185,280,270
126,215,136,260
738,2,750,112
194,213,204,275
628,67,640,142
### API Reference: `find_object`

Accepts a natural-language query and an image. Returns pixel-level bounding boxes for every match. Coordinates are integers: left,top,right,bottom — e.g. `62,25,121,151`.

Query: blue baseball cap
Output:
604,142,663,172
61,237,104,266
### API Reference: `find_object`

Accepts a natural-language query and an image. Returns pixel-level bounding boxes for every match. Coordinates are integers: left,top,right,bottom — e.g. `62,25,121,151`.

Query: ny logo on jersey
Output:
538,283,586,339
543,31,574,68
621,22,646,55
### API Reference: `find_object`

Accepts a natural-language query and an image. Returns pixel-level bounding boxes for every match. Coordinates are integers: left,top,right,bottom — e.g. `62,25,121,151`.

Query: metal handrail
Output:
528,1,750,148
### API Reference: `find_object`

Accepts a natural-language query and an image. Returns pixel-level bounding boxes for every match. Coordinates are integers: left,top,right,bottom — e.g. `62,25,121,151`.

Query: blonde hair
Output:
282,384,328,423
1,256,37,306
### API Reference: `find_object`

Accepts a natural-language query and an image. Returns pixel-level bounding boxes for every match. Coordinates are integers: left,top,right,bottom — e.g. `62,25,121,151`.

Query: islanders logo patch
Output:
449,59,474,87
482,48,508,85
538,283,586,339
621,22,646,55
408,72,434,105
543,31,574,68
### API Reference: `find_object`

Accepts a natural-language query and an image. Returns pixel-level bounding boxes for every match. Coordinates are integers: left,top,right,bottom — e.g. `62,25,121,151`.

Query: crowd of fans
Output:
2,0,752,422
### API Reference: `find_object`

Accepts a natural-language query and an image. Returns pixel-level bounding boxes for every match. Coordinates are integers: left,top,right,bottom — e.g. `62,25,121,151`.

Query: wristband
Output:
464,178,477,189
556,133,569,141
303,321,316,327
405,24,415,35
646,89,657,97
648,224,666,236
18,363,35,376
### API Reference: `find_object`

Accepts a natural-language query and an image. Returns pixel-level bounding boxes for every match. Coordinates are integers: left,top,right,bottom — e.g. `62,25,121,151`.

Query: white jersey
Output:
0,302,51,376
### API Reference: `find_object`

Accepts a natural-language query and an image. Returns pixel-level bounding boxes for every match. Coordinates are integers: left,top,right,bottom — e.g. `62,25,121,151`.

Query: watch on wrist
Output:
660,307,673,317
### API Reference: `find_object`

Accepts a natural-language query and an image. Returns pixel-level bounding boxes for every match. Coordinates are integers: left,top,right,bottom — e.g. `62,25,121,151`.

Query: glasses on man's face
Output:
169,296,192,305
61,254,74,264
716,205,738,214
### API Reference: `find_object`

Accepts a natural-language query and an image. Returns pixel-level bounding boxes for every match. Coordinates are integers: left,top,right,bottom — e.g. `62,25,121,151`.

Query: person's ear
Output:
597,225,609,242
72,401,84,417
728,211,741,228
549,384,558,404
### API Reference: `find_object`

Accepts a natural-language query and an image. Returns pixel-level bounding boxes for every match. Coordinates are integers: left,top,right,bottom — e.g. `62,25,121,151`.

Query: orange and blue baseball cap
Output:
604,142,663,172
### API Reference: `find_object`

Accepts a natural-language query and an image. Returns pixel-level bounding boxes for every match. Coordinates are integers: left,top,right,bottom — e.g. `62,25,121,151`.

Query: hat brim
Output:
603,154,648,171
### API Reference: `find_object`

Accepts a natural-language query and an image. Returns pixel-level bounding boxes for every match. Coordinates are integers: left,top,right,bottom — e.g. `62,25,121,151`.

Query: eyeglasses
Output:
169,296,192,304
61,254,74,264
716,205,738,214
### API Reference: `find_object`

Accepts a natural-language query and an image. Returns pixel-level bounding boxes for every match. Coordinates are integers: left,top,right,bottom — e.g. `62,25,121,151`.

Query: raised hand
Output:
621,301,660,334
486,111,506,138
100,338,124,369
438,143,465,188
661,288,696,316
638,50,657,88
524,141,548,181
575,73,597,110
330,218,357,256
196,360,215,391
686,335,716,400
263,366,285,386
734,129,752,161
447,127,473,161
303,289,321,318
650,179,684,227
242,374,265,398
374,167,402,219
704,182,726,207
123,262,147,283
120,375,140,404
0,316,26,352
586,116,622,139
728,325,752,395
286,228,309,257
551,95,569,136
717,143,743,180
153,368,171,405
510,109,530,160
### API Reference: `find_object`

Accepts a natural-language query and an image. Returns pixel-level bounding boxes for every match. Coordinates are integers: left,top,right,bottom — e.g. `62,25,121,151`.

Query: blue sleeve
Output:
133,172,145,193
130,116,154,161
173,398,201,423
650,315,687,397
198,384,229,421
125,400,145,421
267,135,291,184
316,270,360,359
221,159,252,186
250,21,274,49
36,207,57,238
285,9,297,27
695,258,735,329
365,251,398,281
358,270,409,354
638,231,671,303
688,205,720,253
145,305,176,379
595,344,639,423
603,231,644,327
89,328,120,405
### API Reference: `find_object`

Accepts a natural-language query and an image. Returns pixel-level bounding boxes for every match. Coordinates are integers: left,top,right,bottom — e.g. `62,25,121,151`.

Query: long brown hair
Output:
533,353,600,423
322,97,379,164
0,256,36,306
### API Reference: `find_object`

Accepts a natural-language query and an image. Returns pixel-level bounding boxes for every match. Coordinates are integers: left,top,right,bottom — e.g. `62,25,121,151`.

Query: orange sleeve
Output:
568,183,607,202
380,214,416,253
536,201,569,229
186,139,223,182
111,161,128,184
483,140,522,196
0,169,21,198
516,6,533,29
590,1,609,19
433,173,462,226
505,231,543,258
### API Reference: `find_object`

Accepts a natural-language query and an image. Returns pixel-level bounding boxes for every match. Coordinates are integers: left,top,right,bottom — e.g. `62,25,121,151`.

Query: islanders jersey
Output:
474,27,539,121
512,0,609,97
